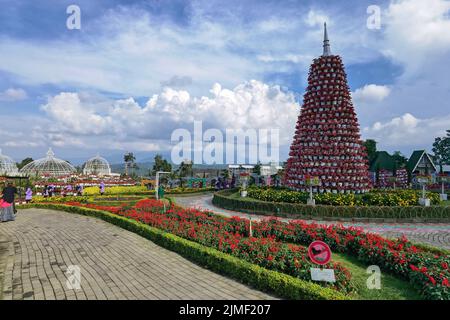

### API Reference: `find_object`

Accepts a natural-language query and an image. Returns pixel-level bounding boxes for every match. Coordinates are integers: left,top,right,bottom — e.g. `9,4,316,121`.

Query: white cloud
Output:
38,80,299,150
0,88,27,101
0,5,381,97
363,113,450,149
304,10,329,27
352,84,391,103
382,0,450,76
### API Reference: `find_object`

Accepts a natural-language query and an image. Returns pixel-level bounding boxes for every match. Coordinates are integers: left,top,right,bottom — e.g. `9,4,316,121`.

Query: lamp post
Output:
306,176,320,206
417,175,431,206
439,175,449,201
155,171,171,200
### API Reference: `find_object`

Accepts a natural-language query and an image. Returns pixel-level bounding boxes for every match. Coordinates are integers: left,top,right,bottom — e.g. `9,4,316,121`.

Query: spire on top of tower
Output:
323,22,331,56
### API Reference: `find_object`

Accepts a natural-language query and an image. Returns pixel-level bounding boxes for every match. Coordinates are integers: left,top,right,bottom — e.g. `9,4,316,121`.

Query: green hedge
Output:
19,203,348,300
213,190,450,221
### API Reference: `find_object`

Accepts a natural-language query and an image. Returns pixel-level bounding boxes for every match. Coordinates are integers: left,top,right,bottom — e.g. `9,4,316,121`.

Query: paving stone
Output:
0,208,275,300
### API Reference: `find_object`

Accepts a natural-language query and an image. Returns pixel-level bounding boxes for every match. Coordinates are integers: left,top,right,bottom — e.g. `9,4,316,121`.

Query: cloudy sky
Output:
0,0,449,164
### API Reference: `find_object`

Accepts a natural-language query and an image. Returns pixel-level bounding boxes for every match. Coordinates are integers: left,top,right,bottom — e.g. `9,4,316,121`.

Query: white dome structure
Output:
20,148,76,177
83,154,111,176
0,149,19,176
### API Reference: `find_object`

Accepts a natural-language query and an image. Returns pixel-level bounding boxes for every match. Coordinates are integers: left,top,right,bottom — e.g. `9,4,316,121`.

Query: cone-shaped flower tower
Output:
284,23,371,193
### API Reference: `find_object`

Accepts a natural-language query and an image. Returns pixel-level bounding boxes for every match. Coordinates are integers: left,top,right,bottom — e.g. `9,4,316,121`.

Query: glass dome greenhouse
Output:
20,148,76,177
0,149,19,176
83,154,111,176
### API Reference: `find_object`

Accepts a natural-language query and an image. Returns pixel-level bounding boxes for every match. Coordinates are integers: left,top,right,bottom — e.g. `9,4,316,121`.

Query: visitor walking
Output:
43,185,49,198
99,182,105,196
25,187,33,203
1,182,17,222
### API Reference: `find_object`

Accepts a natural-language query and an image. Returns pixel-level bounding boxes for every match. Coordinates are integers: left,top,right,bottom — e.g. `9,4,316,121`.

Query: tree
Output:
363,139,377,164
432,130,450,173
177,161,193,187
17,157,33,170
392,151,408,170
151,154,172,176
253,161,261,176
123,152,136,176
221,169,230,179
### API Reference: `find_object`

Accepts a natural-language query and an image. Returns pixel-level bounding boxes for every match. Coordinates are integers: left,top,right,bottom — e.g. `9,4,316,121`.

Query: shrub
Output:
213,190,450,221
247,187,441,206
20,203,347,300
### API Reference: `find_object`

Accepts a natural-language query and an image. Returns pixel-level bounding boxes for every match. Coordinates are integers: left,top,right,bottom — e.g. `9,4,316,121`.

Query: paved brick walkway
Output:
0,209,275,300
173,195,450,250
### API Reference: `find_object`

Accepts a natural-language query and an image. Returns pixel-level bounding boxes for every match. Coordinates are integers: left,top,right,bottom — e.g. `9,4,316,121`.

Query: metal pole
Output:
155,173,160,200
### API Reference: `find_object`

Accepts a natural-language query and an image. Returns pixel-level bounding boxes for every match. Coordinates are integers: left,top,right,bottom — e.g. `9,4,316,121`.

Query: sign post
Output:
240,172,250,197
305,176,320,206
155,171,171,200
417,175,431,206
308,240,335,283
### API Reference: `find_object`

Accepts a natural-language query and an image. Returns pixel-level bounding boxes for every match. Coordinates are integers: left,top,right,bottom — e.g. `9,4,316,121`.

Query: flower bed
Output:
247,187,441,206
66,199,352,294
64,199,449,299
226,218,450,300
83,186,214,196
213,190,450,221
20,202,347,300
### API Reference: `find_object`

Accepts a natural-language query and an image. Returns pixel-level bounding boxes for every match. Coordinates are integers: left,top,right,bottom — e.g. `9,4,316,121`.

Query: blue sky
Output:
0,0,449,164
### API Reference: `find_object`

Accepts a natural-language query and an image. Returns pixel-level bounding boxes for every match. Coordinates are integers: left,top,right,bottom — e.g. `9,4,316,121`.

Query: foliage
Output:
151,154,172,176
213,190,450,221
55,199,353,293
123,152,137,175
31,186,214,199
248,218,449,300
16,157,33,170
432,130,450,173
363,139,377,164
176,161,193,187
246,187,441,207
20,203,348,300
31,198,450,300
392,151,408,170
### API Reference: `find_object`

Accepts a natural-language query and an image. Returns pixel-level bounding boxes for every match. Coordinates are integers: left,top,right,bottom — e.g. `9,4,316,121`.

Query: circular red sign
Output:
308,240,332,265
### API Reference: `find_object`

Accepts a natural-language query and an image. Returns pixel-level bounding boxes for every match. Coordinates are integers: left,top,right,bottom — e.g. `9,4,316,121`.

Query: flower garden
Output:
212,188,450,221
24,197,450,300
246,187,442,206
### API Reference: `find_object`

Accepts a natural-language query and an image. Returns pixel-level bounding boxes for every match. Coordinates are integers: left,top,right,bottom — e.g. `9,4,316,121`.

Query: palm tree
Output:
177,161,193,188
124,152,136,176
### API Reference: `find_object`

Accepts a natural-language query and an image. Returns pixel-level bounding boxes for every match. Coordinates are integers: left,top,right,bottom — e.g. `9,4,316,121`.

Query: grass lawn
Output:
332,252,422,300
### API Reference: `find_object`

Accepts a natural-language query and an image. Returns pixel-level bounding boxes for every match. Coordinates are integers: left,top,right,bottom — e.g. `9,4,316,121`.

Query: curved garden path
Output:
0,208,275,300
173,194,450,250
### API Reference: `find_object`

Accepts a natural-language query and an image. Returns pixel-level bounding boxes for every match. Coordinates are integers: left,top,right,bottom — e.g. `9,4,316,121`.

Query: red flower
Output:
443,278,449,287
410,264,419,272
